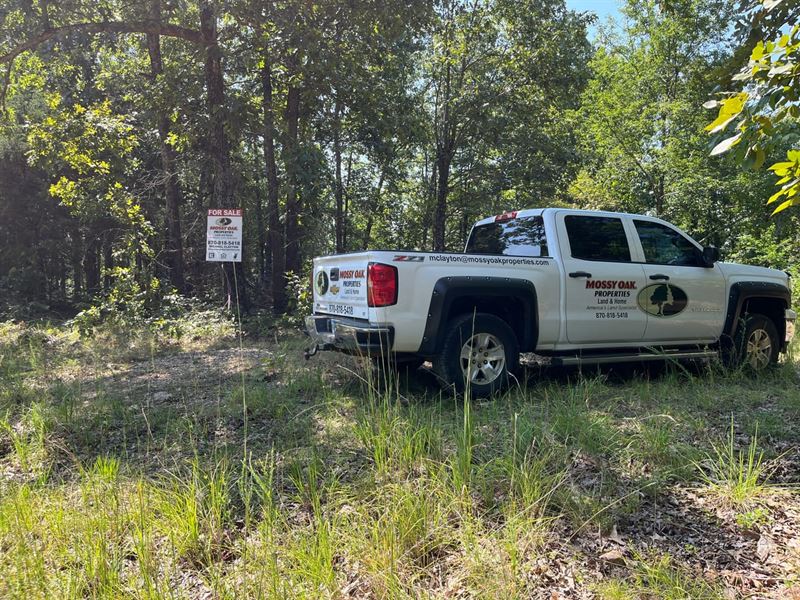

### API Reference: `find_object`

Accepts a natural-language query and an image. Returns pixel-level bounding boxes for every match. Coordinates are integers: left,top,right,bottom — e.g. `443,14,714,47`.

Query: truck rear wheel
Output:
730,313,780,372
433,313,520,398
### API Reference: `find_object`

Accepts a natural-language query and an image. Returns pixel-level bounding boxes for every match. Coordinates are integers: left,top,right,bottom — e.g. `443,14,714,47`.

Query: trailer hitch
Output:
304,344,319,361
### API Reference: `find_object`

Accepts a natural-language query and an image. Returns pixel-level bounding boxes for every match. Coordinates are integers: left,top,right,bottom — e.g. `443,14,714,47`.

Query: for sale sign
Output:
206,209,243,262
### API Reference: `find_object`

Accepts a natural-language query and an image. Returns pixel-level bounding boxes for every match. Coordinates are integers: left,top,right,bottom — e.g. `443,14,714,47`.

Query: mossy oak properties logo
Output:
637,283,688,317
315,270,329,295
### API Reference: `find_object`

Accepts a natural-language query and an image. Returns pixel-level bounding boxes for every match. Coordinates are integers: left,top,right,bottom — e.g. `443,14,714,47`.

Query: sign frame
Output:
206,208,243,262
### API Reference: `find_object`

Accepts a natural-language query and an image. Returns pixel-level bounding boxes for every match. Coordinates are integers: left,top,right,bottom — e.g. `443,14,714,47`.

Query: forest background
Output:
1,0,798,322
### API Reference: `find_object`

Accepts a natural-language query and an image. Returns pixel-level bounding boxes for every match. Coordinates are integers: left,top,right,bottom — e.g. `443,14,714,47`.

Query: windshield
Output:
465,215,548,256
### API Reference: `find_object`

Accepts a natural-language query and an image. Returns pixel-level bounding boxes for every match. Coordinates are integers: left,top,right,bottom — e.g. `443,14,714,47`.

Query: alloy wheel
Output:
746,328,773,370
459,332,506,385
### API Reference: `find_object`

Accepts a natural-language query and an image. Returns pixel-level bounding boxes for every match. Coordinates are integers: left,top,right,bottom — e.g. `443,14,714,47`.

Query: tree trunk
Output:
147,0,185,293
200,0,248,311
334,98,345,253
261,52,286,314
655,174,665,216
283,80,301,277
102,230,113,292
70,225,83,302
254,175,266,285
363,160,388,249
432,19,457,253
433,152,451,251
85,231,101,296
422,152,436,250
344,149,353,250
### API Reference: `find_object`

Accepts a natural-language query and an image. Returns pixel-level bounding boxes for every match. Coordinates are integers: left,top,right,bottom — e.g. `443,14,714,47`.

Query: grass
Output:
696,418,779,511
0,315,798,598
595,552,725,600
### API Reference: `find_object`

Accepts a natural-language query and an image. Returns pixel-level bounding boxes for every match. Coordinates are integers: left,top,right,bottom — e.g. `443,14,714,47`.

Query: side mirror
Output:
701,245,719,268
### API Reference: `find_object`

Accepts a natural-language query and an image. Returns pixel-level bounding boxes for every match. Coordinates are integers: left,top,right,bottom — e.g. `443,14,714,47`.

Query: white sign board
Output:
206,209,243,262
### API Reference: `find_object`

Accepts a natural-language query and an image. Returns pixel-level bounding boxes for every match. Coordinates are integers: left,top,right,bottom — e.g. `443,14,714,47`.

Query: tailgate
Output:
312,256,369,319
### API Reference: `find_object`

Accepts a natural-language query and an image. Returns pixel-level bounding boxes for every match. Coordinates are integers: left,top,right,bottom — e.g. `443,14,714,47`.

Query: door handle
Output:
569,271,592,278
649,274,670,281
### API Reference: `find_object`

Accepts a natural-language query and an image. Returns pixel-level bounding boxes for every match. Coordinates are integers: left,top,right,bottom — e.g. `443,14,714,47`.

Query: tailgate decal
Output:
314,262,369,319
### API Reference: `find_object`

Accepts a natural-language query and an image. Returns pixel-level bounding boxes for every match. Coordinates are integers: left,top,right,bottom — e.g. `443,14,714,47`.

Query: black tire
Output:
433,313,520,398
729,313,780,372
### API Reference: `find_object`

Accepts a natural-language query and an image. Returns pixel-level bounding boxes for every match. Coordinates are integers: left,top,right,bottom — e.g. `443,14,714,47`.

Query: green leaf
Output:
751,41,765,61
753,146,766,170
767,187,787,204
763,0,785,11
768,63,793,76
768,161,795,173
771,197,796,214
710,133,742,155
705,93,747,133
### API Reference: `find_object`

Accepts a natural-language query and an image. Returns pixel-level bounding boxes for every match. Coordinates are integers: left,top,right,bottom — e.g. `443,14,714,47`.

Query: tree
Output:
0,0,247,307
424,0,590,251
146,0,186,293
706,0,800,215
569,0,783,248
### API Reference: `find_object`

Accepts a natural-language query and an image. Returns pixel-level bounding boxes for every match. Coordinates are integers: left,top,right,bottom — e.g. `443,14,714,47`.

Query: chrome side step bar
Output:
549,349,719,367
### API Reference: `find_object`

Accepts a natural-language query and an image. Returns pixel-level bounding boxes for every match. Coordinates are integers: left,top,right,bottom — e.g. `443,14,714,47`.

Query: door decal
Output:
637,283,688,317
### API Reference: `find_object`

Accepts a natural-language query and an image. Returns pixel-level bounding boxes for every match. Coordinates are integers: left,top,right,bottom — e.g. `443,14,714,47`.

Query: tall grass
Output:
696,418,778,510
0,402,51,473
0,319,796,598
596,553,724,600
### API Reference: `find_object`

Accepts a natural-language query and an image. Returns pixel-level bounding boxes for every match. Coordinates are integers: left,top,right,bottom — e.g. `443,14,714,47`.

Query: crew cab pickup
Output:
305,208,796,397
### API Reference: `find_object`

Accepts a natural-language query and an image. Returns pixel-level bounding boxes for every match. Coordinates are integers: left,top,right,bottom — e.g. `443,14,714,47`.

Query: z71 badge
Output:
393,255,424,262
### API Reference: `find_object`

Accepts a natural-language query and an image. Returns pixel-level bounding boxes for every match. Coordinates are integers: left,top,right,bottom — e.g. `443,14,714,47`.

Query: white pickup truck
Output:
306,208,796,396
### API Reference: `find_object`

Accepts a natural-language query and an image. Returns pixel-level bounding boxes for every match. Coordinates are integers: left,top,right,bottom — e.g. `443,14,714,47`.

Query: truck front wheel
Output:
433,313,520,398
730,313,780,372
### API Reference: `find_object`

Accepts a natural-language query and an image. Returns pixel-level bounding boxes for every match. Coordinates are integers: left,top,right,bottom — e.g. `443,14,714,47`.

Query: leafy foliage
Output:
0,0,797,320
706,0,800,214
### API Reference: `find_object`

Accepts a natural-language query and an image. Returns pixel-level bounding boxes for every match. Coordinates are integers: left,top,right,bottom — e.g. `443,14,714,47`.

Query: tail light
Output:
367,262,398,307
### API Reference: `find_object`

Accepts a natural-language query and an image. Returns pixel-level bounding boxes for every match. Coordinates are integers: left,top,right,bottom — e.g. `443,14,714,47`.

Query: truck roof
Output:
472,207,652,228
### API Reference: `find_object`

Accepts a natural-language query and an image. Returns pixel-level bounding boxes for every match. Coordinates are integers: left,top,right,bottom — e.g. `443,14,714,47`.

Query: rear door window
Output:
564,215,631,262
466,216,548,256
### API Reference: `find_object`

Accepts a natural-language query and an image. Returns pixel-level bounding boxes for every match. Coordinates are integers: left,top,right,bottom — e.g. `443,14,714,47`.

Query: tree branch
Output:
0,21,203,65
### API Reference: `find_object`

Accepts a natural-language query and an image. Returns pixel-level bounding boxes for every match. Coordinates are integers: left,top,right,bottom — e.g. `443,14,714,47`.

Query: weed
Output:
158,456,234,567
451,393,474,492
696,419,777,510
595,580,638,600
735,506,771,529
355,402,441,476
596,552,724,599
0,402,51,472
546,379,619,456
633,552,723,599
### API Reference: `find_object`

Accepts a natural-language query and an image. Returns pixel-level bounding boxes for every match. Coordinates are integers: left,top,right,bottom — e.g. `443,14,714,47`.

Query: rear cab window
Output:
564,215,632,262
466,215,548,256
